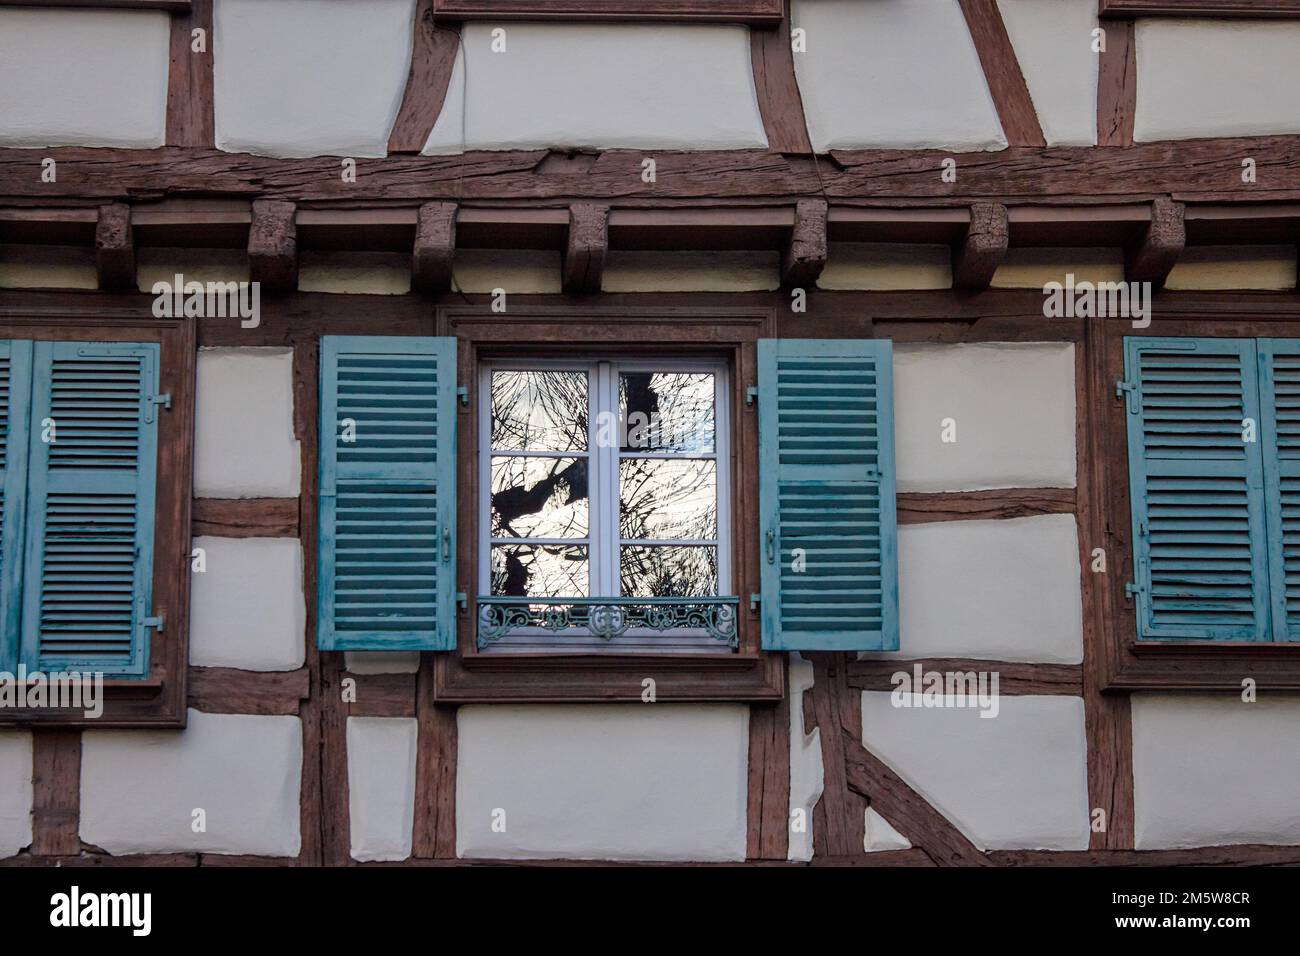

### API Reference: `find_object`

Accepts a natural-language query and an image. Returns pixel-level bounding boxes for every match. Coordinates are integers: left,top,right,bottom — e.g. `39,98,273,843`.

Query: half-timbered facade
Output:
1,0,1299,866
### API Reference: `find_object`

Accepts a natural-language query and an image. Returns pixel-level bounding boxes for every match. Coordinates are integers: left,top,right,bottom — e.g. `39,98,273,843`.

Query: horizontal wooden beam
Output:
0,0,190,9
1099,0,1300,17
347,673,417,718
897,488,1076,524
188,667,309,716
9,137,1300,205
431,0,783,22
191,498,300,538
847,659,1084,696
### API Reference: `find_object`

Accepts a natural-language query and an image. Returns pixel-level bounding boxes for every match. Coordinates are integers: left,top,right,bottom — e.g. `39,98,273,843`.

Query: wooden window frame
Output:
1093,315,1300,691
1098,0,1300,17
0,1,192,10
430,0,783,23
434,304,783,702
0,304,195,727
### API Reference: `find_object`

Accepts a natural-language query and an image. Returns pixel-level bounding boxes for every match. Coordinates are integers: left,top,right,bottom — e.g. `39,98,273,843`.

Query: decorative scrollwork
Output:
476,597,740,648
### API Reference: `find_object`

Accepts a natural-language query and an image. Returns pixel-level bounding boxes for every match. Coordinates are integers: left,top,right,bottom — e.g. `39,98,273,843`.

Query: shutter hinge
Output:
749,594,761,611
745,386,759,407
456,386,469,407
456,592,468,611
1115,379,1140,414
142,613,165,633
1124,582,1142,601
144,392,172,424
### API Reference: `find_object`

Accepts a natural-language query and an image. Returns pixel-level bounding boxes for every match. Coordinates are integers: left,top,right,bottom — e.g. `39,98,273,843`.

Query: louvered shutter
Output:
757,338,898,651
0,341,33,674
1258,339,1300,642
19,342,161,676
318,336,458,651
1122,337,1269,641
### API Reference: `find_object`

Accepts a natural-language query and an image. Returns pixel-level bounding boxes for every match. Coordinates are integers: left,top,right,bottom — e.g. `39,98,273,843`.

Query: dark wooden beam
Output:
746,682,791,861
388,1,460,155
30,730,82,857
846,659,1084,696
412,202,457,293
248,200,297,294
897,488,1075,524
1097,18,1136,147
1099,0,1300,17
0,0,190,8
749,0,813,155
1126,197,1185,288
951,202,1008,291
187,667,310,716
345,672,417,718
412,655,457,858
94,202,135,291
780,198,827,288
191,497,300,538
957,0,1045,147
802,655,866,859
562,203,609,295
12,136,1300,205
166,0,214,148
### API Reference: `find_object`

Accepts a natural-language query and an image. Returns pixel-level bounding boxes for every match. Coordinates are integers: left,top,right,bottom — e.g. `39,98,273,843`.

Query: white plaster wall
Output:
0,732,32,858
864,807,911,853
214,0,415,157
991,248,1124,289
996,0,1097,146
453,250,561,294
457,704,748,861
0,9,168,148
347,717,417,862
1135,20,1300,141
299,252,411,295
874,515,1084,664
861,692,1090,850
424,23,767,153
195,348,302,498
818,243,951,291
791,0,1005,152
894,343,1077,492
602,251,779,292
1165,246,1298,292
1132,694,1300,849
190,537,306,671
81,710,302,856
787,652,822,862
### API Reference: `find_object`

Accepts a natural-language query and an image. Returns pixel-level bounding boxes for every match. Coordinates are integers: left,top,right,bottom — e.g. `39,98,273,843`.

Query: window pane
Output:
619,371,715,453
621,545,717,597
491,544,589,597
491,456,588,538
619,458,716,540
491,370,587,452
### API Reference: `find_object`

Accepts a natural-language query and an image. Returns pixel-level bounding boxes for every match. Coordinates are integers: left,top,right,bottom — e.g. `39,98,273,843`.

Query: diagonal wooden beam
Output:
1126,196,1185,288
562,203,609,295
951,202,1008,291
248,199,298,294
95,202,135,291
957,0,1045,147
1097,18,1136,147
413,201,457,293
781,198,827,288
749,0,813,155
166,0,214,147
388,1,462,155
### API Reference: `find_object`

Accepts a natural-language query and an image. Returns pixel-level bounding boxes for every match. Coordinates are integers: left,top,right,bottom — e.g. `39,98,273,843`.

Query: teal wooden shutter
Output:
0,341,33,675
19,342,161,676
1122,337,1269,641
1258,339,1300,642
757,338,897,651
318,336,458,651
